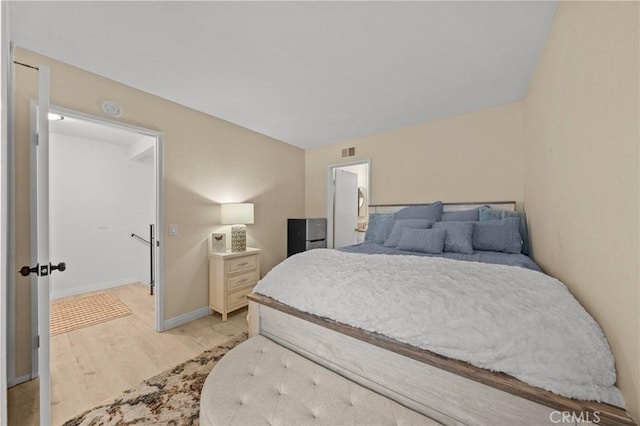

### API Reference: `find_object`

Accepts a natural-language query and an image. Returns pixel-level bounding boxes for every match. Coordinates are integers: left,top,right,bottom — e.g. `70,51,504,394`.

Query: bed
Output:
247,202,637,426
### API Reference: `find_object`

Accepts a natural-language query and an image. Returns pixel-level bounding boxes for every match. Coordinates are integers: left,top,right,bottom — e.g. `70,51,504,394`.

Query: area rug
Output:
51,292,132,336
63,332,248,426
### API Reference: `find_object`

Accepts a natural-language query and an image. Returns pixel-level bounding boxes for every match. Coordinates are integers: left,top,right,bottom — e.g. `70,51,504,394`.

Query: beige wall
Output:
524,1,639,420
12,48,305,377
305,102,525,217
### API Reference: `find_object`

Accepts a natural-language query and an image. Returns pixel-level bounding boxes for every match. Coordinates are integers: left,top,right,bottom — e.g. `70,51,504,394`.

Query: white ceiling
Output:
50,116,150,146
9,1,557,149
50,115,156,165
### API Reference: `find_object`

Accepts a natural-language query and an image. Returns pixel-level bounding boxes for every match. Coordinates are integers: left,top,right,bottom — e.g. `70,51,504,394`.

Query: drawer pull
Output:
238,262,248,267
239,278,248,283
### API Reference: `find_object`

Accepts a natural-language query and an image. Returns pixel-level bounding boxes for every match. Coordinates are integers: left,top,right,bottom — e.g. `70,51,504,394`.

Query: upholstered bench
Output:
200,335,438,425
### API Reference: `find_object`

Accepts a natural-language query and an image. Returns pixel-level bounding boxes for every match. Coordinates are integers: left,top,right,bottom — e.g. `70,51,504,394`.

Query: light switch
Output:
169,224,178,236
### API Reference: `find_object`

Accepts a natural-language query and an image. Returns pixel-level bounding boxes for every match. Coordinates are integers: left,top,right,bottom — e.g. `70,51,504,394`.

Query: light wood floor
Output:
7,283,248,426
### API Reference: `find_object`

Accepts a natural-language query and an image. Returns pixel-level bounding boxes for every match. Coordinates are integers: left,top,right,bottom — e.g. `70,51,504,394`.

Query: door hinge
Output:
35,133,39,146
35,335,40,349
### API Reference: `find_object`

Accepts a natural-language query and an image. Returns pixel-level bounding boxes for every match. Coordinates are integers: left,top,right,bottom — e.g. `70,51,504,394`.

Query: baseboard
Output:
163,306,210,331
50,277,140,300
7,372,31,388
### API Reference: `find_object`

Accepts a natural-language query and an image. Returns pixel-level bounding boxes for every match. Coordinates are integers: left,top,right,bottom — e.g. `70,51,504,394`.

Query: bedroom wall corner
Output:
523,1,640,420
305,102,526,218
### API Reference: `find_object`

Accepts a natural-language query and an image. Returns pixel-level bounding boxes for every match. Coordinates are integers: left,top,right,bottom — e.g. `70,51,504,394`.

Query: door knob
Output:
20,264,39,277
50,262,66,273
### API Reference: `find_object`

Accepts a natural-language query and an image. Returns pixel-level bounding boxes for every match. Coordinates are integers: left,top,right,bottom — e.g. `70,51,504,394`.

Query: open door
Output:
333,169,358,248
19,65,63,426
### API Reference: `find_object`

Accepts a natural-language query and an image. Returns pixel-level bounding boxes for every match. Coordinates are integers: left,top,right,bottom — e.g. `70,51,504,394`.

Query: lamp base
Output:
230,224,247,252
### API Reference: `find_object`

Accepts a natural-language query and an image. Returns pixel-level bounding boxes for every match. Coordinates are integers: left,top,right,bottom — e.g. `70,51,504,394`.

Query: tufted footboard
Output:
200,335,438,425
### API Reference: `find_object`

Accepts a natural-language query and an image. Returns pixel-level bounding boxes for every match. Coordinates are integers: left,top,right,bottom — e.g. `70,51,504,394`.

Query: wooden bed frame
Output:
248,202,636,426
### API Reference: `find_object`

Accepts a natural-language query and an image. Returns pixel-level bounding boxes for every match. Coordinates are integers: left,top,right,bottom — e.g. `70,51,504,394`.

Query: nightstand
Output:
208,248,261,321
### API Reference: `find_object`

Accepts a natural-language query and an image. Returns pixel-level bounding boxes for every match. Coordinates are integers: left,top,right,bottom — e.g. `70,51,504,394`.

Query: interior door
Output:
20,65,54,425
333,169,358,248
35,65,52,426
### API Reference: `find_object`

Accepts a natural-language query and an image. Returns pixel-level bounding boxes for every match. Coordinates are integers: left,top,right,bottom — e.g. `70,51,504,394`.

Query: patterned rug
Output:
51,292,132,336
63,332,248,426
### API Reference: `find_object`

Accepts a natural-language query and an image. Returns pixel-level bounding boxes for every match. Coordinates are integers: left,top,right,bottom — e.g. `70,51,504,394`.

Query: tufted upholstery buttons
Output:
200,336,438,425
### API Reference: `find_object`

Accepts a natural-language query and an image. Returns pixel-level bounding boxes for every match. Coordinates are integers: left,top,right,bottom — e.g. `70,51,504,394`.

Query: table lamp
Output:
221,203,254,252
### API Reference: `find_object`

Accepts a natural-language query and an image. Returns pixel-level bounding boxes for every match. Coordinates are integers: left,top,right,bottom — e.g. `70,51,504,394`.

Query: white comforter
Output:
254,249,624,406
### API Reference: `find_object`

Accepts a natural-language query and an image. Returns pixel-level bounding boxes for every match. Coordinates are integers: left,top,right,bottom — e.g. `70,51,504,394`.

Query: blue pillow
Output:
375,216,396,244
477,206,502,221
393,201,443,221
479,207,530,255
440,208,479,222
383,219,434,247
432,222,474,254
473,218,523,254
397,228,446,254
365,213,393,242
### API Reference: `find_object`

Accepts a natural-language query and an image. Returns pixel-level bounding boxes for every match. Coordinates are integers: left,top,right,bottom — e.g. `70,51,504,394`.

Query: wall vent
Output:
341,147,356,158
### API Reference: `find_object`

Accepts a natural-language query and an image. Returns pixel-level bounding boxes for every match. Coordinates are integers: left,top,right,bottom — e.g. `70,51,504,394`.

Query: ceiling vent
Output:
341,147,356,158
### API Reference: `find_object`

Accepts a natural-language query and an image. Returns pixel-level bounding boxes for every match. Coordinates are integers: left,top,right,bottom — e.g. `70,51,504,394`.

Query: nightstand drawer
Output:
227,269,259,291
227,286,252,307
227,254,259,273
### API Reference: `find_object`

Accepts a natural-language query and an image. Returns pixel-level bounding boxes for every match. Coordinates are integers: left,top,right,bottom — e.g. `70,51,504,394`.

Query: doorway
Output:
48,114,156,300
41,105,164,334
326,160,370,249
7,103,165,423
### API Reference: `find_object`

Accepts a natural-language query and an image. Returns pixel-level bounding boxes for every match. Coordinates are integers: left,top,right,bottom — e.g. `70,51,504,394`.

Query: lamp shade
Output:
221,203,254,225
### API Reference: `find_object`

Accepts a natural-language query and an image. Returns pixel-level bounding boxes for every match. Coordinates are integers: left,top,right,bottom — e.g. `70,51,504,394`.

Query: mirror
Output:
358,187,367,217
